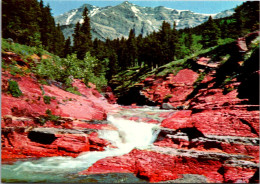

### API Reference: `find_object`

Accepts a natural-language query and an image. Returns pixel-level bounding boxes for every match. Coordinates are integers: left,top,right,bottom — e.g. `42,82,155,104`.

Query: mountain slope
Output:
55,1,234,41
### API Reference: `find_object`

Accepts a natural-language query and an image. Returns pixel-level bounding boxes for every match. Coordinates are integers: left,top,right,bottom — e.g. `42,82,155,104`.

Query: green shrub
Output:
35,116,47,126
3,39,108,92
43,95,51,104
163,94,173,102
66,87,81,96
45,109,61,125
193,73,206,88
8,80,22,97
35,109,61,125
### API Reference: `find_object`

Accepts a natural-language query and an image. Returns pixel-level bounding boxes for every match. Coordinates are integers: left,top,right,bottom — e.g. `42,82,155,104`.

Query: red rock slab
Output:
1,127,113,161
190,110,259,138
161,110,193,130
223,166,257,183
159,111,175,118
79,149,224,183
190,89,246,110
168,69,199,86
221,143,259,163
79,154,135,175
54,134,90,153
154,137,259,163
153,138,183,149
88,132,115,151
140,69,199,107
161,109,259,138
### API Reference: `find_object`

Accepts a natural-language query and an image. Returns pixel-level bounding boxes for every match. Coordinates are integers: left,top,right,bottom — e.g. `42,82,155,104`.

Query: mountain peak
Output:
122,1,131,4
55,2,235,41
120,1,134,6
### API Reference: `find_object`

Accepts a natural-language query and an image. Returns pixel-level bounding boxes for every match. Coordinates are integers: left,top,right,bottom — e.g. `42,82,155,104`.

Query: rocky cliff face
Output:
1,52,118,162
93,32,259,182
55,1,234,41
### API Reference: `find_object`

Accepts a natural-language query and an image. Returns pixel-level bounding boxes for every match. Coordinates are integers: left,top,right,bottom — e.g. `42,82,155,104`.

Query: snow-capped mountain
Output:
55,1,235,41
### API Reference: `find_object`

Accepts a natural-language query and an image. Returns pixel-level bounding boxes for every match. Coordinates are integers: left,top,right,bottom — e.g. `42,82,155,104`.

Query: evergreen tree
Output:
106,50,120,81
73,7,93,60
201,16,221,47
126,29,138,67
2,0,42,45
159,21,172,65
64,37,72,57
73,22,81,52
170,21,180,60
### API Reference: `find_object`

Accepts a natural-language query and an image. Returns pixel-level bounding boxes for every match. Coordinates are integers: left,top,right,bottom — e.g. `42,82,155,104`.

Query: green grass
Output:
2,38,49,57
65,87,81,96
2,39,108,92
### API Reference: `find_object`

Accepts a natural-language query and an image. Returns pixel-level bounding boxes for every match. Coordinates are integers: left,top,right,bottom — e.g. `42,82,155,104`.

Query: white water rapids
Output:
2,107,167,182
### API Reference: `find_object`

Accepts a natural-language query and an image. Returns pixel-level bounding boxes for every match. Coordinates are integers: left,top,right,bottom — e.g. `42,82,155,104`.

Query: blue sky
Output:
42,0,245,16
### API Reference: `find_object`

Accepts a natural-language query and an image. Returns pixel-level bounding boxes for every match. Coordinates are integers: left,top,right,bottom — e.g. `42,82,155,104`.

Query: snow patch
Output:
165,7,173,11
90,8,100,17
131,6,140,14
176,9,189,14
147,20,152,25
79,18,84,24
175,19,180,25
66,9,78,25
194,12,217,16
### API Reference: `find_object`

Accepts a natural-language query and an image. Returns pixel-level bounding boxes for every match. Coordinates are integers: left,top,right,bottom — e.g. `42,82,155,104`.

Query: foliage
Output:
8,80,22,97
2,0,65,57
2,38,48,57
163,94,173,102
73,7,92,59
35,109,61,125
45,109,60,122
7,80,23,97
43,95,54,104
193,73,206,88
2,37,108,91
66,87,81,96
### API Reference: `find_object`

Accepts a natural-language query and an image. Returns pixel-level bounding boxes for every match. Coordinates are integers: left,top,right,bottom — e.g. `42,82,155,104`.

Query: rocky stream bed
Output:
1,32,259,183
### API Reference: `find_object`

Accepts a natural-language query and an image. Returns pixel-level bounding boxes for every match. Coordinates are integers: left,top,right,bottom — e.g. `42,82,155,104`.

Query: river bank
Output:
2,32,259,183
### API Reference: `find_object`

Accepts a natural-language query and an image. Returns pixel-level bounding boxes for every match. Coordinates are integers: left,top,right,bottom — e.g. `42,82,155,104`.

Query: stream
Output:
2,107,174,183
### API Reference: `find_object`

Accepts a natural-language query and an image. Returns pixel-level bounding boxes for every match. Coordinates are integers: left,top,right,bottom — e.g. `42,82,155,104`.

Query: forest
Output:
2,0,259,90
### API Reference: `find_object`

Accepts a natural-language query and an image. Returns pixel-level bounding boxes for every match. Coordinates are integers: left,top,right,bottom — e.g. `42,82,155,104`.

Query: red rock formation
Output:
79,149,228,183
1,68,117,162
101,86,118,104
141,69,199,107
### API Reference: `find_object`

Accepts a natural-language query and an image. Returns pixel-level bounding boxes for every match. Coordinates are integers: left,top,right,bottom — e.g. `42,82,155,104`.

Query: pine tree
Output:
126,29,138,67
73,22,81,53
159,21,173,64
63,37,72,57
75,7,93,60
170,21,180,60
2,0,42,45
201,16,221,47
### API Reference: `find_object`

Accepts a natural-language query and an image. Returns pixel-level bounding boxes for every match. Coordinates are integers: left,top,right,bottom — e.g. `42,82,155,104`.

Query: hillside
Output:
110,31,259,107
1,39,119,160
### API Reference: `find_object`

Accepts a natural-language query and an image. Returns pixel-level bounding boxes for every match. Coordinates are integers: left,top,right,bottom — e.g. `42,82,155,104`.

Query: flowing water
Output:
2,107,173,183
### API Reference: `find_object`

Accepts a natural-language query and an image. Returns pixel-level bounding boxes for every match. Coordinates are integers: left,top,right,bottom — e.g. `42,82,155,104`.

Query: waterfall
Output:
2,113,161,182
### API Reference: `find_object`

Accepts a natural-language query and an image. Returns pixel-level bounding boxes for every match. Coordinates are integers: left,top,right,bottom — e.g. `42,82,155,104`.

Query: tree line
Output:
65,1,259,82
2,0,65,57
2,1,259,84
